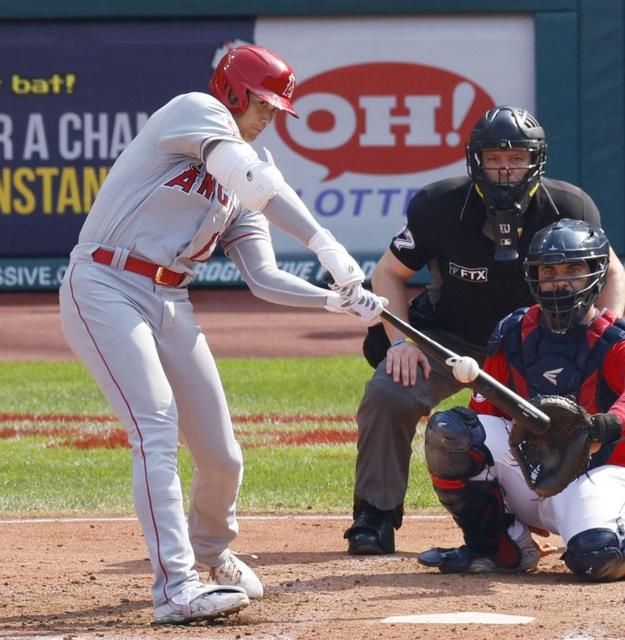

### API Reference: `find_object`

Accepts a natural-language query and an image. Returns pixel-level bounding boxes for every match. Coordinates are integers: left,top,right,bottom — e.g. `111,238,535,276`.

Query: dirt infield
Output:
1,289,624,640
2,516,623,640
0,288,369,361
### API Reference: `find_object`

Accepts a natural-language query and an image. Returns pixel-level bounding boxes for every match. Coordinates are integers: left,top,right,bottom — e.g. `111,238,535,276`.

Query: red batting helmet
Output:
210,44,298,117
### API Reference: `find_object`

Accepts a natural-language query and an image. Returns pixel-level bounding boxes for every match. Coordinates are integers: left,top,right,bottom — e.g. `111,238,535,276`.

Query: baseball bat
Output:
380,308,551,435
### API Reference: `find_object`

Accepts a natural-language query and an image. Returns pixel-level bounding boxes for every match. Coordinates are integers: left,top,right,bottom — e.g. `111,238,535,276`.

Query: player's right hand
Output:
386,339,431,387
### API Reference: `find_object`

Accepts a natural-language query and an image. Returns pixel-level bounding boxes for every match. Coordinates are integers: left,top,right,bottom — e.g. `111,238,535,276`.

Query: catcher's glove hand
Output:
509,395,592,498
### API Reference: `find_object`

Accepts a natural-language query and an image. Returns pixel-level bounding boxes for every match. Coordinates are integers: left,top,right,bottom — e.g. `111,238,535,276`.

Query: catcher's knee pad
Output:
425,406,493,479
563,528,625,582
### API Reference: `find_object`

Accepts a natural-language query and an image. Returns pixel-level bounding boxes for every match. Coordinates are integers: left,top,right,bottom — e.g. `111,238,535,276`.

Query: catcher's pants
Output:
59,259,243,608
475,415,625,543
354,328,487,511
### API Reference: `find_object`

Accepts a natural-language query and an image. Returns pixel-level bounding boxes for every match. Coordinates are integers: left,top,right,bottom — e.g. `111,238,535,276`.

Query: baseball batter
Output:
58,44,386,624
419,219,625,581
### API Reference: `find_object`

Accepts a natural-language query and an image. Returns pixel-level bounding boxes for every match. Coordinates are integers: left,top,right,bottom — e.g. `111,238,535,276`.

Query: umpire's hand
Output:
386,339,431,387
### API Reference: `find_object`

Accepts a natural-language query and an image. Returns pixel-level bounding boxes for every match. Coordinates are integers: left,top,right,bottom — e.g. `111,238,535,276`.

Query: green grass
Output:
0,358,374,415
0,361,109,415
0,359,469,516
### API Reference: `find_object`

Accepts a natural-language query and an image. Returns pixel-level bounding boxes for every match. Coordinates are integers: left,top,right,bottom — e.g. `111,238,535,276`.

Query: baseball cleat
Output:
417,541,540,573
346,529,390,555
344,503,396,555
154,586,249,624
418,523,540,574
206,552,264,599
417,544,537,573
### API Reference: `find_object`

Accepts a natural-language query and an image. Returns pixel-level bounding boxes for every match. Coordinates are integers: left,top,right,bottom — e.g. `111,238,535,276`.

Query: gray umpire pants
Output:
354,328,488,513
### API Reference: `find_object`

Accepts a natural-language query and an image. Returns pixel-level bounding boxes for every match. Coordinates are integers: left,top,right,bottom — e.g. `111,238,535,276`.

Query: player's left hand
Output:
325,285,387,322
509,395,593,497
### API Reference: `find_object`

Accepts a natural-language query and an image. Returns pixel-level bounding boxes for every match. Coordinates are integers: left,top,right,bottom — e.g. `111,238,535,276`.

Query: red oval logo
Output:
275,62,495,181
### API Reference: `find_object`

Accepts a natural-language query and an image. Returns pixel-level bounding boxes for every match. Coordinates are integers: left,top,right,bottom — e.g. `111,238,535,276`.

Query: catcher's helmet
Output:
524,219,610,333
467,106,546,209
210,44,298,117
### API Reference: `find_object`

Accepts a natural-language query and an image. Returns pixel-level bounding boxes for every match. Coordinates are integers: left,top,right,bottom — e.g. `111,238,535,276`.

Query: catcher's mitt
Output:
509,395,592,498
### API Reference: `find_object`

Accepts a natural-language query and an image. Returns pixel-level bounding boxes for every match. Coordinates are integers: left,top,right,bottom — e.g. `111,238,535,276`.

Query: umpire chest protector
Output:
498,306,625,411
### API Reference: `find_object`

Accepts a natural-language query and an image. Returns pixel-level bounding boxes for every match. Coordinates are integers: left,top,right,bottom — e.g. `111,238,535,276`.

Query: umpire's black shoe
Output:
343,503,396,555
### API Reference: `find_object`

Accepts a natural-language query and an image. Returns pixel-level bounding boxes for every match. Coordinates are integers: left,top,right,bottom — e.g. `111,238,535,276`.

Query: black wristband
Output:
589,413,622,444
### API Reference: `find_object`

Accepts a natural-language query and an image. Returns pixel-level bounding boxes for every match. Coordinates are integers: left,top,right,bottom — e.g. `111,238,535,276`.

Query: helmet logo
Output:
283,73,295,99
246,170,253,181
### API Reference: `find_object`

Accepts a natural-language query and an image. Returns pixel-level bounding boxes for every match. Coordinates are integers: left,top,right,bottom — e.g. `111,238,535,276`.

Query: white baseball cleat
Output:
207,552,264,599
154,585,249,625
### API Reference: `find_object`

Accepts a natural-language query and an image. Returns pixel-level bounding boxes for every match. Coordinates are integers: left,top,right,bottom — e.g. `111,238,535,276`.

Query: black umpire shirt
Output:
390,176,601,347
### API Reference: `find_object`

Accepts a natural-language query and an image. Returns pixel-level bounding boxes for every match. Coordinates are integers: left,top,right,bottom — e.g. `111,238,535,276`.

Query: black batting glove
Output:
589,413,622,444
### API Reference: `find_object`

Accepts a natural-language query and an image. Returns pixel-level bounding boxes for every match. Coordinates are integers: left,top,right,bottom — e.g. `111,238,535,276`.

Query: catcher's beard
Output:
539,288,589,334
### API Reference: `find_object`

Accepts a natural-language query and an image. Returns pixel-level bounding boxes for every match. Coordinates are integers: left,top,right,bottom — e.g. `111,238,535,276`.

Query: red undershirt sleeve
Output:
603,342,625,434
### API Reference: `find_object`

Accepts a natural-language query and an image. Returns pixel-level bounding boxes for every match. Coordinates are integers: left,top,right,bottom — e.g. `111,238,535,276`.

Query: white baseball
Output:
449,356,480,383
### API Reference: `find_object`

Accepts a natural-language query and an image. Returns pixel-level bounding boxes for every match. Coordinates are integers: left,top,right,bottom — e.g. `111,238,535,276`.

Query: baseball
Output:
449,356,480,383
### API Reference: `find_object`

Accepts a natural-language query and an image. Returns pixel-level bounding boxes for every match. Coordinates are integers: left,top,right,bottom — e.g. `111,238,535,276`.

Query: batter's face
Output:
233,92,278,142
482,149,532,185
538,261,590,293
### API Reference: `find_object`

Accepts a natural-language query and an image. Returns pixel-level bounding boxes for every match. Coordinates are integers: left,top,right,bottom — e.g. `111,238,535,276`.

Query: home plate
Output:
381,612,535,625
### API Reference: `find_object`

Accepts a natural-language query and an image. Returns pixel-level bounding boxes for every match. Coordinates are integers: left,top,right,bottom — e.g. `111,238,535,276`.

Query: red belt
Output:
91,248,185,287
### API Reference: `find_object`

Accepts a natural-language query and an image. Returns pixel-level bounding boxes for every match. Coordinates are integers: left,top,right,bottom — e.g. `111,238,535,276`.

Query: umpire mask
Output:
466,106,547,262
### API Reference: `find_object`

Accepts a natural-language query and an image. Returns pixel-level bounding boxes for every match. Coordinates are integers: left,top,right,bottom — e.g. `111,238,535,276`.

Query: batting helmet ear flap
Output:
227,90,242,109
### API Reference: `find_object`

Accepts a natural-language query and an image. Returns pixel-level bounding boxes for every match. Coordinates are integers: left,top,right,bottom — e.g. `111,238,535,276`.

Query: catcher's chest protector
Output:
502,306,624,410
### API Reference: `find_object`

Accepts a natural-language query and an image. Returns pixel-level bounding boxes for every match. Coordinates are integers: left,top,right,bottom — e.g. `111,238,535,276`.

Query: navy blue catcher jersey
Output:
390,176,601,346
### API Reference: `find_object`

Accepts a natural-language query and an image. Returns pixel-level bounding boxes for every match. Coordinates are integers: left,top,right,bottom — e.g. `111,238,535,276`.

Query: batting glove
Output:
325,284,388,322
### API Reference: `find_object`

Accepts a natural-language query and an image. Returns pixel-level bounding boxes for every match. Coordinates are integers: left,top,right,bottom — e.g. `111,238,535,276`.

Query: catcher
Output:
418,218,625,581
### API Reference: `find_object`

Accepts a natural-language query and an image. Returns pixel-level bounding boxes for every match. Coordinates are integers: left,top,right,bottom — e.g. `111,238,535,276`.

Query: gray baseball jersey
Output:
79,93,246,275
59,91,336,610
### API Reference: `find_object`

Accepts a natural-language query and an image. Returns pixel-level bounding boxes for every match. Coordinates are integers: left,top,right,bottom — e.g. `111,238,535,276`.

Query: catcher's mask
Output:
524,219,610,334
210,44,298,117
466,106,546,261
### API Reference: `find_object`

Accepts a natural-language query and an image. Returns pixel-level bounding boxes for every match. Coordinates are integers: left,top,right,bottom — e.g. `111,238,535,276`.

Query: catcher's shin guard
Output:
563,527,625,582
432,479,521,568
425,407,520,568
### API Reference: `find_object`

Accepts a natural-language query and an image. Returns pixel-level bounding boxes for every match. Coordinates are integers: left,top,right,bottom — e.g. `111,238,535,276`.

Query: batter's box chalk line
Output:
381,612,535,625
